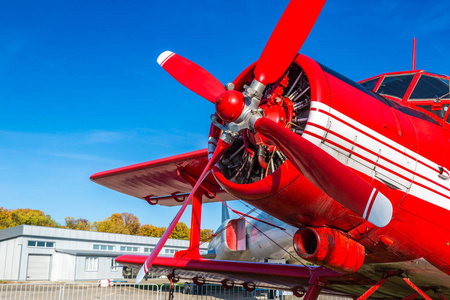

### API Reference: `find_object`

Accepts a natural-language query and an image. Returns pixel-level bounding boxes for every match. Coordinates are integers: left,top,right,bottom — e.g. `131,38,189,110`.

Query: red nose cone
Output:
215,90,245,123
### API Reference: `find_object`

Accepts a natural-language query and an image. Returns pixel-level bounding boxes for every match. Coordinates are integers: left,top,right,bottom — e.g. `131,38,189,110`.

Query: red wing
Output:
90,149,236,206
116,255,372,293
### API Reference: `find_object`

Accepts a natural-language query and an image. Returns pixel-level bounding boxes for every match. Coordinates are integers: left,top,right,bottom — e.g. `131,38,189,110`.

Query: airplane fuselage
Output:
211,54,450,275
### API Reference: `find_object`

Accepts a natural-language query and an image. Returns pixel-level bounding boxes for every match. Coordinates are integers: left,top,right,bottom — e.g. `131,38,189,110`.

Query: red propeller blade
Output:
157,51,226,103
254,0,326,85
253,117,393,227
135,138,231,283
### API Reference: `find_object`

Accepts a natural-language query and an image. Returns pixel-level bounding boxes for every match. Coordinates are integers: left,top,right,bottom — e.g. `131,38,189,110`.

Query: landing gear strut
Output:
357,271,447,300
167,272,179,300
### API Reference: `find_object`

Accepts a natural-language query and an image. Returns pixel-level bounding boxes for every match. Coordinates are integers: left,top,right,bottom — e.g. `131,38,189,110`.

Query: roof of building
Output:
0,225,208,249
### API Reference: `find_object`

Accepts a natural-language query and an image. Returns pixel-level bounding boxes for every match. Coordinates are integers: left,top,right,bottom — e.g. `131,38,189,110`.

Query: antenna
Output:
412,38,416,71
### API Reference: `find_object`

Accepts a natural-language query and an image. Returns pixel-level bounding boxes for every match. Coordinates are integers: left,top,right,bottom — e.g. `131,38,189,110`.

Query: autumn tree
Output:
65,217,91,231
13,208,60,227
122,212,141,235
0,207,60,229
200,228,214,242
140,224,166,237
0,207,11,230
0,207,216,242
169,222,190,240
93,212,141,235
140,223,213,241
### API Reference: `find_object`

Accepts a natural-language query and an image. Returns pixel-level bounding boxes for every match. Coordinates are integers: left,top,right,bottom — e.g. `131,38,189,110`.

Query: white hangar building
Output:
0,225,208,281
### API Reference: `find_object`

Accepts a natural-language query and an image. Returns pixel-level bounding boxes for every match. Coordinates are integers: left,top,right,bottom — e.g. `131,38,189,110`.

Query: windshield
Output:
409,75,450,101
360,78,378,91
377,75,415,99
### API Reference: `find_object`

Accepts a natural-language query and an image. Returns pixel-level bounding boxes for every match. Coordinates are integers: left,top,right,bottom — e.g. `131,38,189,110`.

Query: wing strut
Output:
303,270,325,300
174,172,206,259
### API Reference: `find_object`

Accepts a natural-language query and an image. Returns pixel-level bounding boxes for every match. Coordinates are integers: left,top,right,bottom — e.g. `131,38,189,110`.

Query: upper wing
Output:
90,149,236,206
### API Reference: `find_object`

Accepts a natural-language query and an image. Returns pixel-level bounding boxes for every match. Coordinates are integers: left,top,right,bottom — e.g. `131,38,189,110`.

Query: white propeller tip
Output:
135,266,146,284
157,51,175,66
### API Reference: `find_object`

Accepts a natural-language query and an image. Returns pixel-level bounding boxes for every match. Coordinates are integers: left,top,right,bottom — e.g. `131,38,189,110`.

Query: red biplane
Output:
91,0,450,299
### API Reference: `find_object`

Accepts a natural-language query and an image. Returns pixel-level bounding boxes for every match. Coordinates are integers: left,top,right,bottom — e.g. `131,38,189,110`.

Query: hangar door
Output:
27,255,51,280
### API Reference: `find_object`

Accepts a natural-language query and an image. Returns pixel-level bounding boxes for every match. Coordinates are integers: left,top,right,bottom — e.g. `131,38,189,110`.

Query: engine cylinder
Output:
293,227,365,273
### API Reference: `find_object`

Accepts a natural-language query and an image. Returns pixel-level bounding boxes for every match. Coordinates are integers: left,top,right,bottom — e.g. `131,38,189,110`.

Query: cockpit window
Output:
377,75,415,99
360,78,378,91
409,75,450,101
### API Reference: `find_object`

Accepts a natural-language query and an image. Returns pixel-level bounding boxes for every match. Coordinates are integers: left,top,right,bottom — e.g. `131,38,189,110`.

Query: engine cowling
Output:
210,55,365,231
293,227,365,273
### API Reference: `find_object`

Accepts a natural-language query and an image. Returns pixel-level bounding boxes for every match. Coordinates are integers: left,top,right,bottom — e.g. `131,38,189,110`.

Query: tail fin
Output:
221,203,231,222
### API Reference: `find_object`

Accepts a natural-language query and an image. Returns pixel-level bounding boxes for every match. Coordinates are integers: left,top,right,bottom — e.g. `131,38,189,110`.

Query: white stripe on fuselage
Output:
304,101,450,212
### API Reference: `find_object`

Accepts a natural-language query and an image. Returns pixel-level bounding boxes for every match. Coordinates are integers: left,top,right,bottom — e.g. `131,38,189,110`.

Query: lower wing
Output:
116,255,372,296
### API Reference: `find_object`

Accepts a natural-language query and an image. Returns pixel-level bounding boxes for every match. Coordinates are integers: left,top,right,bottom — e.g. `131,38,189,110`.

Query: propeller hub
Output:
215,90,245,123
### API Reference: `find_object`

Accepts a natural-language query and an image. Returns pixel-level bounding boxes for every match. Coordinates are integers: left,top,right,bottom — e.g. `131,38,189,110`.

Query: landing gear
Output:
167,273,179,300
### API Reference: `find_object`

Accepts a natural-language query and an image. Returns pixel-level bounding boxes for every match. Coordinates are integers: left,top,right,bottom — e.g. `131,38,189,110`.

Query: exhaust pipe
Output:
293,227,365,273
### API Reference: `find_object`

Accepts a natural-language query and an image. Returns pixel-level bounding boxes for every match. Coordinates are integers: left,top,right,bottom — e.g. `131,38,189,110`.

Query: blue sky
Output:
1,0,450,230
